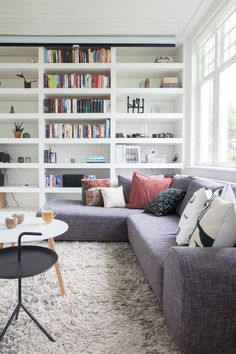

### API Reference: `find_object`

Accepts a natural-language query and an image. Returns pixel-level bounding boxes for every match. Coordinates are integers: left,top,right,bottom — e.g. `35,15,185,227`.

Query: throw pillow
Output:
126,172,172,209
145,188,186,216
101,186,126,208
189,196,236,247
179,178,223,216
118,174,164,203
82,179,110,206
170,174,193,216
214,184,236,202
176,188,212,245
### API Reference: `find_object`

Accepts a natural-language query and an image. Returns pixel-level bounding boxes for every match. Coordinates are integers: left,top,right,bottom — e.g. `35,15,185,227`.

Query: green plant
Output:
13,122,24,133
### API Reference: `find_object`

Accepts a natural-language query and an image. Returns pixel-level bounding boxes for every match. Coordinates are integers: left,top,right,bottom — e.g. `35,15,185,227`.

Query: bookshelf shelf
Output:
0,113,40,122
44,138,111,145
115,113,183,123
115,138,182,145
0,186,39,193
0,138,39,145
116,88,183,100
43,63,112,71
115,163,183,169
43,113,111,121
43,187,82,194
43,88,111,96
0,88,39,96
0,163,39,169
0,45,184,209
44,163,111,169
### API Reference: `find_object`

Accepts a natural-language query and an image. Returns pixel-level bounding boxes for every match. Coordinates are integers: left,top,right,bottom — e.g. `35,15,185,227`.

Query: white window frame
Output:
194,6,236,168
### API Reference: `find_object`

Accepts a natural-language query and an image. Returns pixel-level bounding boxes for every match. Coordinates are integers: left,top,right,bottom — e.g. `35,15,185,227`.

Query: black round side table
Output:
0,232,58,342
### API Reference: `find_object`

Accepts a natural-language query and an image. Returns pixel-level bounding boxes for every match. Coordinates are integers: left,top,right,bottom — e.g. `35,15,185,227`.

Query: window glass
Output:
219,62,236,163
200,79,213,163
196,7,236,168
200,35,215,79
222,10,236,63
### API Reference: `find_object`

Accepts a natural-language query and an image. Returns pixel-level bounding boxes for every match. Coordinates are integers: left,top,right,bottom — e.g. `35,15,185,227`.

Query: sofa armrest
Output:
163,247,236,354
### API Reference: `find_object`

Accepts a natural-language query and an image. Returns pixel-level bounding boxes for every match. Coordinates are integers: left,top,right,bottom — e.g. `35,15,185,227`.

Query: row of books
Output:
45,174,63,188
45,120,110,139
43,98,111,113
44,73,110,89
115,145,141,163
44,48,111,63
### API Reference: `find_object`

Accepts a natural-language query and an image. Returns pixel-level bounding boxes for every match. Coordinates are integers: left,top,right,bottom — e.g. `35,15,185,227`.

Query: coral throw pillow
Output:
126,173,172,209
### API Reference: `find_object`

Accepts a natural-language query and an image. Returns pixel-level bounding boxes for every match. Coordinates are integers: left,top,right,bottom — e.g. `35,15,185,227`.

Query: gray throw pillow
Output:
170,174,193,216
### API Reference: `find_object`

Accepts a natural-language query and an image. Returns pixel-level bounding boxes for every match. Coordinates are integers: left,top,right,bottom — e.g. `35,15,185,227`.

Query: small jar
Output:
13,213,24,224
18,157,24,163
5,216,18,229
25,157,31,163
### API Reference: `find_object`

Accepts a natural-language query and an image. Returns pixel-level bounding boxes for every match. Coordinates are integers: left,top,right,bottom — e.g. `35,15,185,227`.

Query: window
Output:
219,62,236,163
223,10,236,62
200,80,213,163
195,7,236,167
199,35,215,79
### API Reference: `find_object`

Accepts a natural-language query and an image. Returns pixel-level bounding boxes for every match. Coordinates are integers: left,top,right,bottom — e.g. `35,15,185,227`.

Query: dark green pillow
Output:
145,188,186,216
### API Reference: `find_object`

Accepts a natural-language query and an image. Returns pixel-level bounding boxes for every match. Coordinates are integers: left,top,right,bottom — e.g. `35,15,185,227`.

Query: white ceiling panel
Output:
0,0,216,39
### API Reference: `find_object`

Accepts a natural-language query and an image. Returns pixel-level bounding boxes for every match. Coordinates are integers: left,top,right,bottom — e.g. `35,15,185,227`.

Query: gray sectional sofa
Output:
40,175,236,354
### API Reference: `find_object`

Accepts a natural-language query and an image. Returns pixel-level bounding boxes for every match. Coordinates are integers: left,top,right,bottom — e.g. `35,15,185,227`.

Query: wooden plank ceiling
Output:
0,0,215,39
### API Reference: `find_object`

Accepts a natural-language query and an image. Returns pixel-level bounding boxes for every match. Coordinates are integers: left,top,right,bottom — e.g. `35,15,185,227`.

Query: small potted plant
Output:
13,122,24,138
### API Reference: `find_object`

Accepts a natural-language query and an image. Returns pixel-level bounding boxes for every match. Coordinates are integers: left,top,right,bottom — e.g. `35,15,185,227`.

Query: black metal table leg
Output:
15,278,21,320
0,303,21,342
0,238,58,343
20,303,55,342
0,277,55,343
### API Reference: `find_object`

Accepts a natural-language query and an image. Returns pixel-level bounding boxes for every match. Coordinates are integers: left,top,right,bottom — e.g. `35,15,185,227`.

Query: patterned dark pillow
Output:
145,188,186,217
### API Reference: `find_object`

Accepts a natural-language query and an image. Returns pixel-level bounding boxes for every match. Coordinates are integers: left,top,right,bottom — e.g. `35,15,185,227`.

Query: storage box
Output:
161,77,179,84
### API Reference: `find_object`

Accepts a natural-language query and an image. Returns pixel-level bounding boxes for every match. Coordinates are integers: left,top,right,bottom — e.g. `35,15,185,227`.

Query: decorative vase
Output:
14,131,22,138
5,216,18,229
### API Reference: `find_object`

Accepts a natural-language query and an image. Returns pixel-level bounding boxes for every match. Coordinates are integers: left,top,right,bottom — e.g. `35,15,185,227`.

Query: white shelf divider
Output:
44,163,111,169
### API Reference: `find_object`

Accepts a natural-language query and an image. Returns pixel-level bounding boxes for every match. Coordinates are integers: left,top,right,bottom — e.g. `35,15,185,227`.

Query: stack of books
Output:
86,156,106,163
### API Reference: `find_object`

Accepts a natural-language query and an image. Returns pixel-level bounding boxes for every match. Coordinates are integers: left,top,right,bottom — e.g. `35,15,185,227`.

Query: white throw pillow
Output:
101,186,126,208
176,188,212,245
189,196,236,247
214,184,236,202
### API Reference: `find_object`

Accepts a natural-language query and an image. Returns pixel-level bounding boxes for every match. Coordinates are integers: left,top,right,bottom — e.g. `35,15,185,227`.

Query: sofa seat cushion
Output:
127,213,179,305
37,199,143,241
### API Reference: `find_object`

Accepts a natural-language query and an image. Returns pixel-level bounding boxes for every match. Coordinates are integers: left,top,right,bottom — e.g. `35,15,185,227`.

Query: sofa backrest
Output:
172,176,225,217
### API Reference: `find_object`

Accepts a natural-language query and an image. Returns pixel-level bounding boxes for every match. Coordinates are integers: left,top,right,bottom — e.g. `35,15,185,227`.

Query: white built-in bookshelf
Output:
0,45,184,210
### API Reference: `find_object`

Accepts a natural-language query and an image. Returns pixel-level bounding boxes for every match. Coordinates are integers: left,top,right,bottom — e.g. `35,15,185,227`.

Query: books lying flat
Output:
87,156,106,163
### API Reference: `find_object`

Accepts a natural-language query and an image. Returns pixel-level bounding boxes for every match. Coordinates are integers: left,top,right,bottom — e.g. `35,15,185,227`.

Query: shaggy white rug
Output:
0,242,179,354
